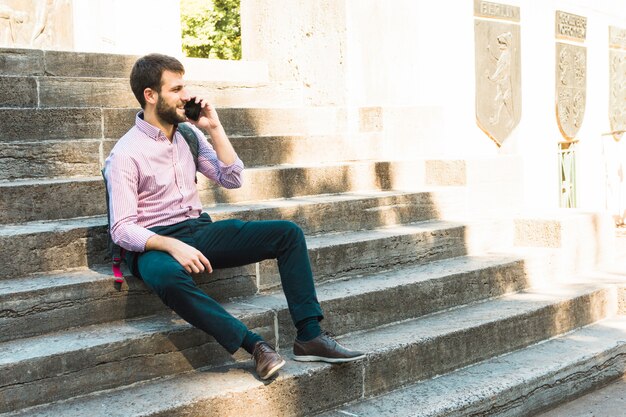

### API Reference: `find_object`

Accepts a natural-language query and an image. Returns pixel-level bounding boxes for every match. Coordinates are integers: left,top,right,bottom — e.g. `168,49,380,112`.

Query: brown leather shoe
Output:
293,331,366,363
252,341,286,380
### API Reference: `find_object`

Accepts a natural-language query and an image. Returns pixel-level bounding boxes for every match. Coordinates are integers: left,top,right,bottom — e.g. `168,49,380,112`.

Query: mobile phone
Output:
184,99,202,121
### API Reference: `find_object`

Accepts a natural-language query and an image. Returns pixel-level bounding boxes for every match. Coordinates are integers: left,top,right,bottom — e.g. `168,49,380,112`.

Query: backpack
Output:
101,123,200,283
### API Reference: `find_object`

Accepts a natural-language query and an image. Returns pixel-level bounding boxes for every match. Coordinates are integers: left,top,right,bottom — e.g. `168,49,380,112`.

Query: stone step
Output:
0,48,270,82
1,237,507,344
0,75,303,108
0,159,430,224
0,210,466,285
0,133,384,181
0,255,548,412
0,190,465,278
318,315,626,417
0,283,615,416
0,107,381,142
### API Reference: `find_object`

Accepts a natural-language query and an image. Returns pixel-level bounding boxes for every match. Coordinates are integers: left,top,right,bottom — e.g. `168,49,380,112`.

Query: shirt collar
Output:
135,111,175,141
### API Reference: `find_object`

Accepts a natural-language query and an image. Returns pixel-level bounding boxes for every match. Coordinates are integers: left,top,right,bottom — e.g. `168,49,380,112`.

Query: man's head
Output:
130,53,185,109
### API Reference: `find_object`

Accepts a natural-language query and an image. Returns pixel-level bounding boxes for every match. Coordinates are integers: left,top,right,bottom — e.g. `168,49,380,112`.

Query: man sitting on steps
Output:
103,53,365,380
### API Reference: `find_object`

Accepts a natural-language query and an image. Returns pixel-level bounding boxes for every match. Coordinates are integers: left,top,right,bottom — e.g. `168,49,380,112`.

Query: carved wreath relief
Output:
0,0,73,49
556,43,586,140
474,1,522,146
609,27,626,141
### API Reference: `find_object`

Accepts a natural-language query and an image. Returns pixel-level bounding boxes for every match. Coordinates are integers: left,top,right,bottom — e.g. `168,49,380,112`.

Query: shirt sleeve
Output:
104,152,155,252
190,124,244,189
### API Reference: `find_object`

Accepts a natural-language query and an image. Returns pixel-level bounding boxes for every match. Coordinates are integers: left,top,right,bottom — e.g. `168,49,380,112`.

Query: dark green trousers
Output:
127,213,323,354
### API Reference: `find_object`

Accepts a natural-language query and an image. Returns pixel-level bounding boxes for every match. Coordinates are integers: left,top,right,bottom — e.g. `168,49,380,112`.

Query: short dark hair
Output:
130,53,185,108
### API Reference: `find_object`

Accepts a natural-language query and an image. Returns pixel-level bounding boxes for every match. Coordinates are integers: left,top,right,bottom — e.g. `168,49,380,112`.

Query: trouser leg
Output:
135,249,248,354
193,217,324,324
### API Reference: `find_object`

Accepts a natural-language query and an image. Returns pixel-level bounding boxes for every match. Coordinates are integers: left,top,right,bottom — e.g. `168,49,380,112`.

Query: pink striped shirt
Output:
103,112,244,252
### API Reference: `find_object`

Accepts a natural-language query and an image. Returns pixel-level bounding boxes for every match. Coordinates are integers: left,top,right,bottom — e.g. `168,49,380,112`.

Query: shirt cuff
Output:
218,157,244,175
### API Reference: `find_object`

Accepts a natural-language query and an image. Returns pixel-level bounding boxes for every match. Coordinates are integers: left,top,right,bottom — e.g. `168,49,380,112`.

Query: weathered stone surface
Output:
0,264,257,343
260,221,468,290
218,107,348,137
0,139,101,180
43,50,138,78
264,255,529,343
199,161,394,204
3,284,615,417
0,48,44,76
320,317,626,417
102,108,139,138
0,190,463,277
0,218,108,278
361,285,615,397
0,178,104,224
0,306,275,413
0,76,37,107
38,77,136,108
0,108,102,141
230,132,383,167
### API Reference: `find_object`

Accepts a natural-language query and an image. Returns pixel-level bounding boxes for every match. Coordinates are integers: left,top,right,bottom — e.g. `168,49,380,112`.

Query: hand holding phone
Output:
184,98,202,121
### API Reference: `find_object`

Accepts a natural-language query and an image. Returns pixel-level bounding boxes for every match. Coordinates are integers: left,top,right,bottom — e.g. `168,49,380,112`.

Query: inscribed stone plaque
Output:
609,26,626,50
555,43,586,141
474,13,522,146
555,11,586,42
0,0,73,50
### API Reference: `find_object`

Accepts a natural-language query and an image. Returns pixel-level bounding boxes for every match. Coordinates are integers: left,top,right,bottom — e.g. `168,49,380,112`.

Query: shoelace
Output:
321,330,337,339
253,342,276,359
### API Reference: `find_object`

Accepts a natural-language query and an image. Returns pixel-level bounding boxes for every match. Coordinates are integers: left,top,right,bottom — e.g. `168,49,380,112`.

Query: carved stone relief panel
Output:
609,26,626,142
555,43,586,141
0,0,73,50
474,2,522,147
554,11,586,142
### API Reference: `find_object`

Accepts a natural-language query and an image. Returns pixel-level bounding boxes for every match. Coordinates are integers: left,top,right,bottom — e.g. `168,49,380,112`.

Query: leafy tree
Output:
180,0,241,60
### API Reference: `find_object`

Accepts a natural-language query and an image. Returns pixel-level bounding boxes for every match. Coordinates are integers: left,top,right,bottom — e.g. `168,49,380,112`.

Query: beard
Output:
156,95,186,125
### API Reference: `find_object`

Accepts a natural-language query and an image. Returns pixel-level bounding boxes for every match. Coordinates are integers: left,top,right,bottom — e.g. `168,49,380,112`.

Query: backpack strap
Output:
177,123,200,174
101,168,125,284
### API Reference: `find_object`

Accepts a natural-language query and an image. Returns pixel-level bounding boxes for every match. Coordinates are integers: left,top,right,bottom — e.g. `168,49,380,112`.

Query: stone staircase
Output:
0,48,624,417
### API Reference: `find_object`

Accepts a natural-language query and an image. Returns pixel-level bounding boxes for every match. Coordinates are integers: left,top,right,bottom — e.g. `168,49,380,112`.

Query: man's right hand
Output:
145,234,213,274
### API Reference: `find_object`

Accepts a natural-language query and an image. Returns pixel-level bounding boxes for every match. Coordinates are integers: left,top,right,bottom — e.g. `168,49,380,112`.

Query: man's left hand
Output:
187,97,222,131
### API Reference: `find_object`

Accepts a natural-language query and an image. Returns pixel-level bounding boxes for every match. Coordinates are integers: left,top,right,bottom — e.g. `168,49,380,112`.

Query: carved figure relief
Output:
0,0,73,50
555,43,586,140
609,49,626,141
475,19,522,146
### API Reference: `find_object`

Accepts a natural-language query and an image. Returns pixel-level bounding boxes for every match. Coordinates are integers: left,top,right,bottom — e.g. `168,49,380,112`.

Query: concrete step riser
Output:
362,288,615,399
261,225,467,290
0,133,383,181
106,288,615,417
0,107,380,142
0,76,302,109
0,140,103,181
0,192,464,277
0,260,530,412
451,347,626,417
0,266,257,343
0,180,106,224
0,48,138,78
0,161,409,224
0,225,467,342
276,261,530,344
0,312,277,414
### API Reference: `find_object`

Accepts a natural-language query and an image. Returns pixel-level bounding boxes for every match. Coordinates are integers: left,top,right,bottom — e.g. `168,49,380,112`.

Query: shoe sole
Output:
259,359,286,380
292,354,366,363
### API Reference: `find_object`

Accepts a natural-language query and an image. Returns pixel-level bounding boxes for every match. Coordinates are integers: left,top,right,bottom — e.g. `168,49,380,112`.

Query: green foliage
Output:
180,0,241,60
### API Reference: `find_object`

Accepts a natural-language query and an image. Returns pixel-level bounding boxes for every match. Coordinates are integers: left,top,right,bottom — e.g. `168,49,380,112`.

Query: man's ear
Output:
144,88,158,106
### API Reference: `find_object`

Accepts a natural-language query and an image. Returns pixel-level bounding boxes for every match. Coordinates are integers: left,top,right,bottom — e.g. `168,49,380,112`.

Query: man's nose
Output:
181,89,191,101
